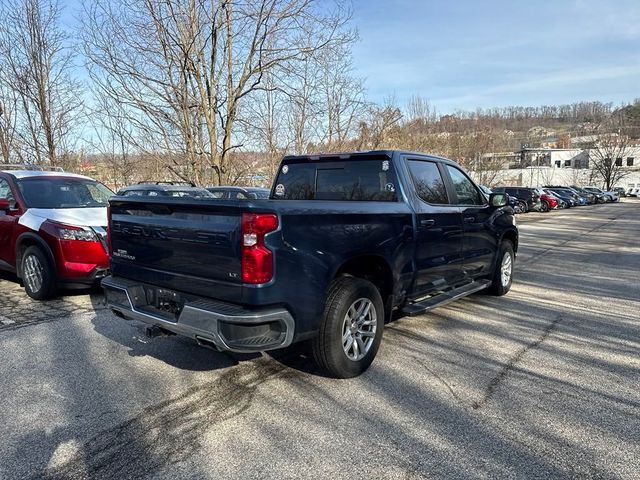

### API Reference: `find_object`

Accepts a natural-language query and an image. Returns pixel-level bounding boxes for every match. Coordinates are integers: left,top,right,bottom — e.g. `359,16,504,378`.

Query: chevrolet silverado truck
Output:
103,150,518,378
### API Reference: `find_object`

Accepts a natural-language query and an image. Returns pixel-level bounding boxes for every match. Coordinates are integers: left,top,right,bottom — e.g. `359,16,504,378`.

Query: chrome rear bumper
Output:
102,276,295,353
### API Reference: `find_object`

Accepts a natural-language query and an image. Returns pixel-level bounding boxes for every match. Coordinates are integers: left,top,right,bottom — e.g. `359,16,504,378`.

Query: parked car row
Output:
486,184,623,215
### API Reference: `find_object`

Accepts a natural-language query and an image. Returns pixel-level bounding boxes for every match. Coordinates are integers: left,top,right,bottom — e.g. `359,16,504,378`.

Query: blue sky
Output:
351,0,640,112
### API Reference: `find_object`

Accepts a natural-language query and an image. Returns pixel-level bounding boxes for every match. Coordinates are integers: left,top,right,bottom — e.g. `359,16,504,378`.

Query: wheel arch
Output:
500,228,518,254
333,255,394,306
15,233,56,279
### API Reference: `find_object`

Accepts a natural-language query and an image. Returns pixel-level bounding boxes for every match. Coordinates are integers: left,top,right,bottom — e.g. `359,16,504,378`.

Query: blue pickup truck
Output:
103,150,518,378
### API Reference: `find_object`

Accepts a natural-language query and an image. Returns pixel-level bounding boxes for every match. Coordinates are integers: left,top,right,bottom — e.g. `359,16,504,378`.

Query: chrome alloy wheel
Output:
23,254,44,293
342,298,377,361
500,251,513,287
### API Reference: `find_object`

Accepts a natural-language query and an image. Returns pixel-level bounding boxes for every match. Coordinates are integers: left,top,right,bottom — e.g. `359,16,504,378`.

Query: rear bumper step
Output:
402,279,491,316
102,276,295,353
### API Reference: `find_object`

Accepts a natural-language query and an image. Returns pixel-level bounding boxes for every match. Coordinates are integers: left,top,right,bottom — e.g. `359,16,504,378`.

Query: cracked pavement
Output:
0,201,638,479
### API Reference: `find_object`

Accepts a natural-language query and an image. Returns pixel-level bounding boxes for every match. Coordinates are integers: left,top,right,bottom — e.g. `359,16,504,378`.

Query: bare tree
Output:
406,94,437,124
317,42,367,151
357,97,403,150
0,0,83,167
89,91,138,189
81,0,354,185
589,132,634,190
0,79,20,163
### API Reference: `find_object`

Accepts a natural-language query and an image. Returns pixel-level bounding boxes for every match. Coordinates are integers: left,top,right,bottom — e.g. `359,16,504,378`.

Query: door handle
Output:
464,216,475,223
420,219,435,227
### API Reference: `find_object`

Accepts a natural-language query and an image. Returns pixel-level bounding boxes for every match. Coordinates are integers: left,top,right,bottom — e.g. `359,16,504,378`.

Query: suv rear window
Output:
272,159,398,201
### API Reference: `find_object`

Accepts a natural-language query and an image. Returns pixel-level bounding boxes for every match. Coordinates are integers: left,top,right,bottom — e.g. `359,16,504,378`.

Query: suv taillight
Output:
241,213,278,284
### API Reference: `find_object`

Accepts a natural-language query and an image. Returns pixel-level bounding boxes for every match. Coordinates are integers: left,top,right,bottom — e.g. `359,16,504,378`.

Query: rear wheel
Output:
486,240,514,296
21,246,57,300
312,277,384,378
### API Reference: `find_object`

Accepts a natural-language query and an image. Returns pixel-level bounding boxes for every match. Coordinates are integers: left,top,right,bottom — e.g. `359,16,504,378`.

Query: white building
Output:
476,146,640,189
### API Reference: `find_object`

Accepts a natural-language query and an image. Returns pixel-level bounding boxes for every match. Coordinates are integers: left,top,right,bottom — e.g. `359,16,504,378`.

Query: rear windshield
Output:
272,159,398,201
18,177,114,209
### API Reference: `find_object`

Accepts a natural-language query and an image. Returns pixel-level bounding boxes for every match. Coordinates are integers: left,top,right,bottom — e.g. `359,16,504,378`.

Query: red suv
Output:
0,169,113,299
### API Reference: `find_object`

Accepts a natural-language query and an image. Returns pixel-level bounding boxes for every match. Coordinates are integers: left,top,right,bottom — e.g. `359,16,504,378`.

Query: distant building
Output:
476,145,640,189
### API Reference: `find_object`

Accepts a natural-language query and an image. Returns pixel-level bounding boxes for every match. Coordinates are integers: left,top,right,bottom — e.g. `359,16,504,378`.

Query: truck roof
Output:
282,150,457,164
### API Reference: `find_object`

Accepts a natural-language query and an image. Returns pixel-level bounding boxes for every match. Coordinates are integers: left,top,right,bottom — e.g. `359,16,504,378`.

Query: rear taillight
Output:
241,213,278,284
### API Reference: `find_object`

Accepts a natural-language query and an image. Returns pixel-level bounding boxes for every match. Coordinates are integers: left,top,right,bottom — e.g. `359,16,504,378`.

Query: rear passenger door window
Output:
445,165,485,206
407,160,449,204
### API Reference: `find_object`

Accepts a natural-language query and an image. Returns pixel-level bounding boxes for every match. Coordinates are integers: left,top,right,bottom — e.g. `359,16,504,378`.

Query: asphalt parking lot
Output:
1,202,638,479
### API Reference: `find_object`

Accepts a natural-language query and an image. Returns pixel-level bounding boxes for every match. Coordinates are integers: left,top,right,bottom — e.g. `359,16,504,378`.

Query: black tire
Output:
517,200,527,213
486,240,514,296
540,201,549,212
21,246,57,300
312,277,384,378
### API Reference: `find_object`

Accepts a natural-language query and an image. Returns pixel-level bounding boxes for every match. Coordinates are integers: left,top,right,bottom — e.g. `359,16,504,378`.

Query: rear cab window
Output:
272,158,398,201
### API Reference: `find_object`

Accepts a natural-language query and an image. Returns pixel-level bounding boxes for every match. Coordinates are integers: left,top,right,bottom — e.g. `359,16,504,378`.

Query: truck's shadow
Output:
91,314,261,372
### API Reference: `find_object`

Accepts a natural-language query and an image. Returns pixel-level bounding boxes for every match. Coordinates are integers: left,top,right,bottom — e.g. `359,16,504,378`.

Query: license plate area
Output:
140,286,184,321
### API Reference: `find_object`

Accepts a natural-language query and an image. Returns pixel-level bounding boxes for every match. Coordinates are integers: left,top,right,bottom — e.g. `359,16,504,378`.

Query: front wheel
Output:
312,277,384,378
540,200,549,212
21,246,57,300
517,200,527,213
486,240,514,296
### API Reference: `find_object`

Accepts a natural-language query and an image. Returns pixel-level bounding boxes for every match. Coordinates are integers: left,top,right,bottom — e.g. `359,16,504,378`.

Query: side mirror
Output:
489,193,508,208
0,198,10,212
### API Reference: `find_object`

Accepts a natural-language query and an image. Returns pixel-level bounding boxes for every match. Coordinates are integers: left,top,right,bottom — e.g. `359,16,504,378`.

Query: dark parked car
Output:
544,189,575,208
206,186,270,199
583,186,618,202
570,186,599,204
103,150,518,378
117,182,213,199
479,185,522,213
491,186,541,213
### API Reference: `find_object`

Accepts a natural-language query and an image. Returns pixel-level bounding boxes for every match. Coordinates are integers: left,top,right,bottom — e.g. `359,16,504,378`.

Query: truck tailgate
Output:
109,198,245,301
